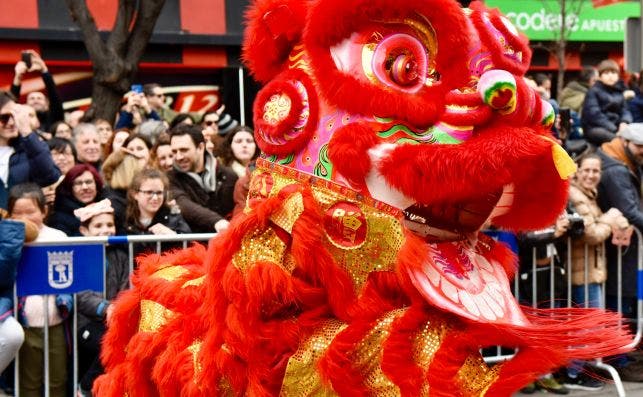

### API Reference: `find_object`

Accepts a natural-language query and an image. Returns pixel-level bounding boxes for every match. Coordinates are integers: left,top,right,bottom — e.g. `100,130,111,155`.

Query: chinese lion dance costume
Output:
94,1,632,396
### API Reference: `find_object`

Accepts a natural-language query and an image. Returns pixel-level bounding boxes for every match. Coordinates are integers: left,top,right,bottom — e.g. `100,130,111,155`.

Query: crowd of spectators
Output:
1,50,642,396
0,51,257,396
517,61,643,394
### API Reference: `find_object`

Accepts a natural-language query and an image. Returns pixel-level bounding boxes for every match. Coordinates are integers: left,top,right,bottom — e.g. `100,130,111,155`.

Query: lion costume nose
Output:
540,136,576,179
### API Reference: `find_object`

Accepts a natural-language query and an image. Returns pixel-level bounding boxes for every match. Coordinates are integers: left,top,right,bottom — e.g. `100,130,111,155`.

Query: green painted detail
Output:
267,154,278,162
431,128,462,144
377,124,432,139
375,116,394,123
278,154,295,165
314,144,333,179
486,0,639,42
483,81,516,104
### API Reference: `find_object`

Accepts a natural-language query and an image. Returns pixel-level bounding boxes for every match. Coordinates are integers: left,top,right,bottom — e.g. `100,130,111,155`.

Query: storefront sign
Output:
486,0,640,42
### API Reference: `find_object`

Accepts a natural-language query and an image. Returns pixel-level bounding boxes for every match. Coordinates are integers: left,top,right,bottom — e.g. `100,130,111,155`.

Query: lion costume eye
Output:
369,33,429,92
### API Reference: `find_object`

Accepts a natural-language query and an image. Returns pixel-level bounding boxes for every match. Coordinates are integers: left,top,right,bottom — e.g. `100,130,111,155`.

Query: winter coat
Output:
77,247,130,331
104,188,127,235
597,148,643,298
560,81,589,113
125,206,191,257
0,219,25,322
168,158,238,233
0,132,61,209
628,91,643,122
48,192,104,237
568,183,625,285
581,81,632,134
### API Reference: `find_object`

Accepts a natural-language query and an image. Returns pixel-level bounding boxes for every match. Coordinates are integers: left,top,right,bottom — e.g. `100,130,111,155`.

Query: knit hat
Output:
74,199,114,223
618,123,643,145
596,59,619,75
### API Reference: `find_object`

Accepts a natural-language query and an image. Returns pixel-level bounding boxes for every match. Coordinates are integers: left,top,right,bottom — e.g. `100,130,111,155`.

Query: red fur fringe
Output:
242,0,307,82
470,1,532,75
328,123,378,190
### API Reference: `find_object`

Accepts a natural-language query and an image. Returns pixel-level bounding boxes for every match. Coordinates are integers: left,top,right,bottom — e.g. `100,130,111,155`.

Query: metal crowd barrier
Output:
6,229,643,396
483,227,643,397
10,233,215,397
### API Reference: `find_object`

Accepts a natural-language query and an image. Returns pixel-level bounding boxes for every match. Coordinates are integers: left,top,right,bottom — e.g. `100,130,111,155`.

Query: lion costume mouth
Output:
402,184,514,242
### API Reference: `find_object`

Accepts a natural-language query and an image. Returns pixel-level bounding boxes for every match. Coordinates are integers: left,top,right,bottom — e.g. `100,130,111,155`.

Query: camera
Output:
566,212,585,238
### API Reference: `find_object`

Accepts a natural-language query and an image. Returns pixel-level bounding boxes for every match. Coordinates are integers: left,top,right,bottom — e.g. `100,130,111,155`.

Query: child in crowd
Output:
73,199,130,397
0,206,37,382
125,169,190,257
8,183,70,397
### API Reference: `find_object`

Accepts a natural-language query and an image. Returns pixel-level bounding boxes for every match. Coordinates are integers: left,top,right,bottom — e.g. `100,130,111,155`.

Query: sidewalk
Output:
516,381,643,397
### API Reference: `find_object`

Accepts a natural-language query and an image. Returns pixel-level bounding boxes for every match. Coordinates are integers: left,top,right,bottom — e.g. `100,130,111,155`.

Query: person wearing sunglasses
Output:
0,91,61,210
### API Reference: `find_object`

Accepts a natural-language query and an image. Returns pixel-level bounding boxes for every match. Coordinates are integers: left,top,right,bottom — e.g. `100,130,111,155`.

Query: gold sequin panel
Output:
232,227,289,274
413,319,450,396
248,167,406,293
350,310,405,396
456,355,501,397
280,319,347,396
139,300,176,333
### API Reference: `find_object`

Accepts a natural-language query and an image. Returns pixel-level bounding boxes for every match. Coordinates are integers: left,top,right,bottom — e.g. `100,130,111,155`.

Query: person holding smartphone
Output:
10,50,64,133
114,86,161,130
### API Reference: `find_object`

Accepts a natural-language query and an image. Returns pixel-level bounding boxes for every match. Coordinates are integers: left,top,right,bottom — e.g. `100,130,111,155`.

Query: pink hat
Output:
73,199,114,223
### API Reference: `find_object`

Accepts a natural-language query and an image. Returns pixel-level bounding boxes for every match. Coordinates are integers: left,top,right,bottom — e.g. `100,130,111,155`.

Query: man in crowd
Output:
0,91,61,209
168,124,237,233
10,50,64,132
144,83,175,124
72,123,102,171
596,123,643,382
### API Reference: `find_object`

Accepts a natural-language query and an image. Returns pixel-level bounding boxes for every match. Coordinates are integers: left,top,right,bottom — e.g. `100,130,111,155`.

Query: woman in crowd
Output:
104,128,131,159
73,199,129,397
47,137,76,175
102,134,151,234
48,164,104,236
49,121,73,140
125,168,190,247
562,153,630,390
8,183,70,397
218,126,258,178
169,113,194,129
151,133,174,172
94,118,114,158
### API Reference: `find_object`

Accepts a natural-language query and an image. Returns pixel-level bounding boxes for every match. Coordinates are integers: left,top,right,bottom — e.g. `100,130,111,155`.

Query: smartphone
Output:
131,84,143,94
559,108,571,136
21,51,32,69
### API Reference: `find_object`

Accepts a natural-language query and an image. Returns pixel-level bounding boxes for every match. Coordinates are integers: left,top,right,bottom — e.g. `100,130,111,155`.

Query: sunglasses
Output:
0,113,12,125
204,120,218,126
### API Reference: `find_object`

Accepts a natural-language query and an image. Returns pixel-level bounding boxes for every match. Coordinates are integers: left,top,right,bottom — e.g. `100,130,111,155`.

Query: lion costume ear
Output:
242,0,307,82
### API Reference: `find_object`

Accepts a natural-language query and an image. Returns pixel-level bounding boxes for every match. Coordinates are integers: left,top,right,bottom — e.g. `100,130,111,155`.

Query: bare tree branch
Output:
64,0,107,63
125,0,166,66
107,0,137,55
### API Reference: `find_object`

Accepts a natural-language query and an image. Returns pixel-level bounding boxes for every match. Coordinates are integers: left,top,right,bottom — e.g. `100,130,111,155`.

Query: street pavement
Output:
515,381,643,396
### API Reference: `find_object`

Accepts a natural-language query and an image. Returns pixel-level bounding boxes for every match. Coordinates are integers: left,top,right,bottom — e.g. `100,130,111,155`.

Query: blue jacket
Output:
581,81,633,133
0,132,61,209
0,219,26,322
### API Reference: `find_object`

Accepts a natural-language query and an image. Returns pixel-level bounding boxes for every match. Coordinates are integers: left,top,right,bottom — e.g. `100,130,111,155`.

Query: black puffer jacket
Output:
125,206,192,258
581,81,632,133
597,149,642,298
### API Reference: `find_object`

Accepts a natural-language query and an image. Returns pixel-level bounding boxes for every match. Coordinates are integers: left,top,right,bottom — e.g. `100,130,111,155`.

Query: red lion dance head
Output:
94,1,631,396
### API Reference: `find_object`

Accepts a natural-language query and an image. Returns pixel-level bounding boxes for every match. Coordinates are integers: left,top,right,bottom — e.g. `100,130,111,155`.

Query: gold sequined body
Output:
129,160,500,397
